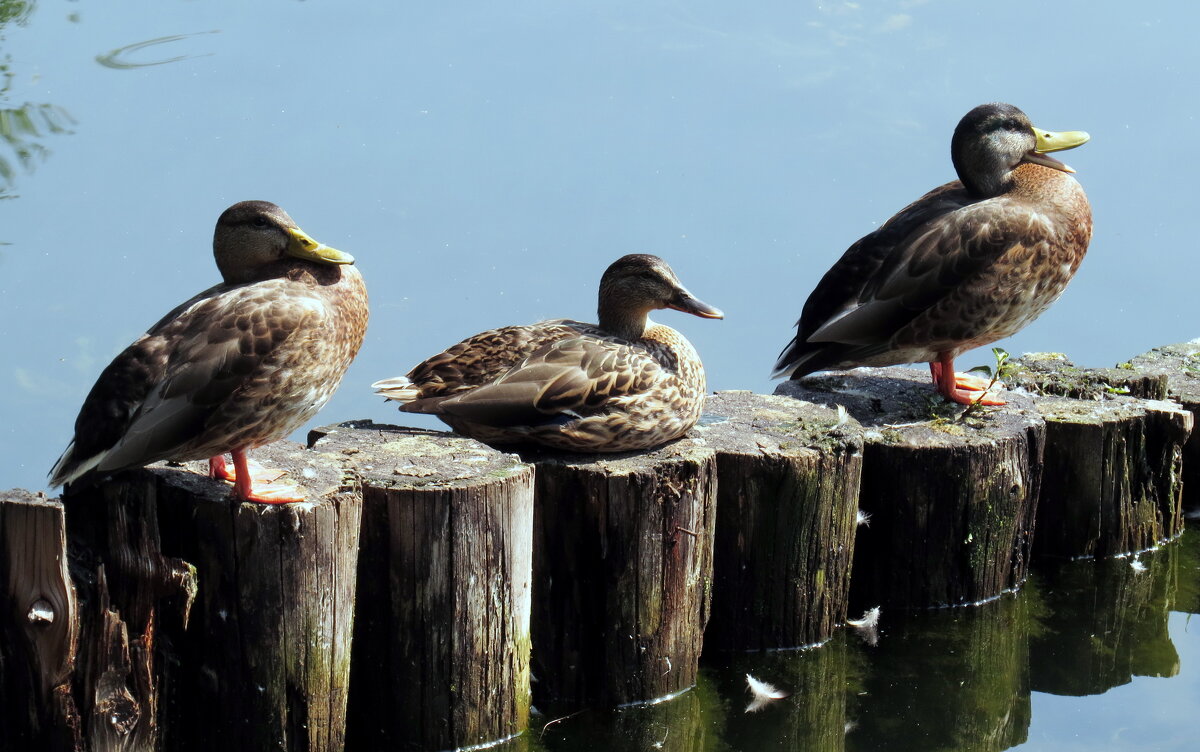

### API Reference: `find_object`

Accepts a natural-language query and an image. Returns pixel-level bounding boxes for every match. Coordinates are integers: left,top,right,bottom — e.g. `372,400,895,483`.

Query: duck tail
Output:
48,440,101,489
771,336,818,380
371,376,421,403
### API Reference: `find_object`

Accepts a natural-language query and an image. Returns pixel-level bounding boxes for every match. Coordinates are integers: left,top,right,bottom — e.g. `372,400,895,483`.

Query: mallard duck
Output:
773,102,1092,405
372,253,722,452
49,201,369,503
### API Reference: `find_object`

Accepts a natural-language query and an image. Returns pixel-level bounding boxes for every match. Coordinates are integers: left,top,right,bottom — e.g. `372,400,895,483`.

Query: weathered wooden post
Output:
1007,354,1192,558
777,367,1045,610
1128,342,1200,512
0,490,80,751
309,421,534,752
60,439,361,752
694,391,863,651
527,439,717,708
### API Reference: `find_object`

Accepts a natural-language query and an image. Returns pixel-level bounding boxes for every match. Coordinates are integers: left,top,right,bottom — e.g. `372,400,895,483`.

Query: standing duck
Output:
372,254,722,452
49,201,369,503
773,103,1092,405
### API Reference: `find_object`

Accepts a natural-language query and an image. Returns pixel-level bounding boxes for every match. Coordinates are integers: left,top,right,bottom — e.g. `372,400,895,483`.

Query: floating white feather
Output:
745,673,789,713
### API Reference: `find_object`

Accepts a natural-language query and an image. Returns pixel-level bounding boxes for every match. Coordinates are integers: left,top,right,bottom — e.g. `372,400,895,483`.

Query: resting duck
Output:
373,253,722,452
773,102,1092,405
49,201,369,503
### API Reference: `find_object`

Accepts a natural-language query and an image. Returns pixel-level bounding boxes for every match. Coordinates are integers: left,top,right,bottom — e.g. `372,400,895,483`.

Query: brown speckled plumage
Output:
49,201,368,492
773,103,1092,403
373,254,721,452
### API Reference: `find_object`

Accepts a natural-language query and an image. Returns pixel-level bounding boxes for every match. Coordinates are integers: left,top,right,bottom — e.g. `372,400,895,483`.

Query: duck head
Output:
950,103,1089,197
597,253,723,340
214,200,354,283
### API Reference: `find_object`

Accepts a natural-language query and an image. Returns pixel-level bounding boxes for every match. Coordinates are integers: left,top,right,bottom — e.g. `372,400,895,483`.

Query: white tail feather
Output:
48,440,103,488
371,376,420,403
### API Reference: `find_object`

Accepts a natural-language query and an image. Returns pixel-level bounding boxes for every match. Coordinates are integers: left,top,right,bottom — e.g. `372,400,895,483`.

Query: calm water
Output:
2,1,1198,749
530,525,1200,752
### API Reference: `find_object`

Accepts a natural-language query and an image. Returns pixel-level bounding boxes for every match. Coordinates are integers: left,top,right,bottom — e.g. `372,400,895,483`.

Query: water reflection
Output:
95,31,220,70
848,595,1033,752
0,0,74,202
1030,546,1180,696
532,680,722,752
487,531,1197,750
708,640,851,752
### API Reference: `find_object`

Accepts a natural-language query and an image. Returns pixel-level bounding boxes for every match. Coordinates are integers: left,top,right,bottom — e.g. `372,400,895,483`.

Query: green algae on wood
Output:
1009,352,1169,400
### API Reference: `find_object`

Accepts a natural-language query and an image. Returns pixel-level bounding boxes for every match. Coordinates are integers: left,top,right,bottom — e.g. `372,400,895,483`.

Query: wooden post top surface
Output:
774,366,1044,447
517,434,715,474
1129,341,1200,404
1010,351,1170,400
1027,391,1193,434
309,419,530,489
125,438,351,507
695,389,864,456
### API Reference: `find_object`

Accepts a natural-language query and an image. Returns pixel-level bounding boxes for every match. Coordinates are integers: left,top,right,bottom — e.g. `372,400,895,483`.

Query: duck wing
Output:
402,320,586,399
404,335,664,428
51,280,319,487
775,183,1046,376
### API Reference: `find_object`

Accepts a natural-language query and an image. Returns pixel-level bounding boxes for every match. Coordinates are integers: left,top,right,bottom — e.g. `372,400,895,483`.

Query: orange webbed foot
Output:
209,452,307,504
930,358,1007,406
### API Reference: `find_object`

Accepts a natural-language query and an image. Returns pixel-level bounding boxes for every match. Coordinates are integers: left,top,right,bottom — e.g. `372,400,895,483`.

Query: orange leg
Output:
209,455,234,481
207,450,306,504
929,353,1006,406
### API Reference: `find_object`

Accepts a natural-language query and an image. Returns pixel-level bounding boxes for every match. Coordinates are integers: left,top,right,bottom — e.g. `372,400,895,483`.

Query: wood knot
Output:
26,598,55,626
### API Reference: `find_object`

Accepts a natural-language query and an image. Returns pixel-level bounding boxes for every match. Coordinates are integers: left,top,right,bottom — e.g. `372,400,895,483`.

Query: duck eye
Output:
252,217,269,228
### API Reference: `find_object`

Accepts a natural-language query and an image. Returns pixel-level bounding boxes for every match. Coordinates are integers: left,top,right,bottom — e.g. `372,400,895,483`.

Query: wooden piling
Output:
1128,342,1200,511
694,391,863,651
1026,395,1189,559
61,439,360,752
1005,353,1192,558
309,421,534,752
0,490,80,751
777,367,1045,610
527,439,717,709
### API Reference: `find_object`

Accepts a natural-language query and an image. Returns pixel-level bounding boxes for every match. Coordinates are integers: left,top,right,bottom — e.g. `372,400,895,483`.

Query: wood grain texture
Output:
777,367,1045,610
0,490,81,752
310,421,534,752
526,438,717,708
1128,342,1200,513
693,391,863,651
61,439,358,752
1028,395,1190,559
